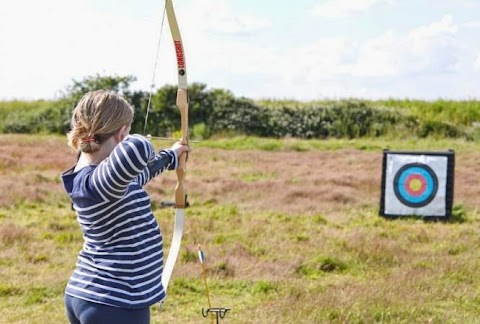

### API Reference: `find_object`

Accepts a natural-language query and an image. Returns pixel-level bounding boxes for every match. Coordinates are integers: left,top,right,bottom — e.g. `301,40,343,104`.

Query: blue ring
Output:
393,163,438,208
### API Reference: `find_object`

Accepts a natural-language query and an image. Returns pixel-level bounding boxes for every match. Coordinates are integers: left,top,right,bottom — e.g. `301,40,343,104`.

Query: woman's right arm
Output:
136,140,189,186
89,135,155,200
135,149,178,187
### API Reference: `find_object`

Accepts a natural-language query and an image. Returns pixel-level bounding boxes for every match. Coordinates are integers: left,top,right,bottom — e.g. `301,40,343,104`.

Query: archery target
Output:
393,163,438,208
380,151,454,218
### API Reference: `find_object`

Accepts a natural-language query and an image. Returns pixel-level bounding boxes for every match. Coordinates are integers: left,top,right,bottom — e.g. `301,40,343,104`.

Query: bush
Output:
418,120,470,140
254,101,404,139
1,74,479,140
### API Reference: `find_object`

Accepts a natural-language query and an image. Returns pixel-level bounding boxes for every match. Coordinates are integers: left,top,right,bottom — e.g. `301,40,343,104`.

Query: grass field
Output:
0,134,479,323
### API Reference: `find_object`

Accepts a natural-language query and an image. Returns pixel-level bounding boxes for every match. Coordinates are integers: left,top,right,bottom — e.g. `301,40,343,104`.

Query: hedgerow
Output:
0,75,478,140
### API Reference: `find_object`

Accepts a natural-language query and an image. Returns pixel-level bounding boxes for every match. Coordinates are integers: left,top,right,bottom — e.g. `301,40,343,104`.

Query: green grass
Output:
192,135,480,153
3,201,479,323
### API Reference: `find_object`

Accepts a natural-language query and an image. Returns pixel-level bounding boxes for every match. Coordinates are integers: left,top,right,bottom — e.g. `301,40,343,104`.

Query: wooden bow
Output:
161,0,188,293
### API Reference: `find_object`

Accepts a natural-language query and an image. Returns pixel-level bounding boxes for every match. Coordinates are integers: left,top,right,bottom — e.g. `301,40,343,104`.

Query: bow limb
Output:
161,0,188,293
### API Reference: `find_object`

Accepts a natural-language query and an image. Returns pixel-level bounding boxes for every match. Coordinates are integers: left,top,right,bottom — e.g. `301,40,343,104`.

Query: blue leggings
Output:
65,294,150,324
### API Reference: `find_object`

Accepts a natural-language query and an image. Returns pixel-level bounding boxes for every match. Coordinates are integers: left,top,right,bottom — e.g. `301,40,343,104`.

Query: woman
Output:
61,90,189,324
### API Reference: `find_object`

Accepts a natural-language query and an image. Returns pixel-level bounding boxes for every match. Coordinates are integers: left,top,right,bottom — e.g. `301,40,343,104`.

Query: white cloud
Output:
474,54,480,70
406,15,458,72
0,0,162,99
290,38,354,75
186,0,269,35
311,0,388,18
461,21,480,29
173,0,274,94
195,11,468,99
409,15,457,45
352,15,459,77
0,0,272,100
0,0,478,101
255,14,466,99
352,31,402,77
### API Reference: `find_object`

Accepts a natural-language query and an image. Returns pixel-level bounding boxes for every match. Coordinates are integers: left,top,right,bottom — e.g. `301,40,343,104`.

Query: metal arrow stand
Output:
202,307,231,324
198,245,230,323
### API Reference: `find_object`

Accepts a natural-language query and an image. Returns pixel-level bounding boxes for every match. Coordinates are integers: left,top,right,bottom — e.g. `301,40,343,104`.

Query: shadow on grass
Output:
379,204,468,224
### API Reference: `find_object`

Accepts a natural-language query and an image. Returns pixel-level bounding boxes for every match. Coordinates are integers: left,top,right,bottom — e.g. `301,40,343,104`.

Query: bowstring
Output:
144,4,167,136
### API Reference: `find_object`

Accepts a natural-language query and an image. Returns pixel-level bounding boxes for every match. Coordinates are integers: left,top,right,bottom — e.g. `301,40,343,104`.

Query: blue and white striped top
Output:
61,134,177,309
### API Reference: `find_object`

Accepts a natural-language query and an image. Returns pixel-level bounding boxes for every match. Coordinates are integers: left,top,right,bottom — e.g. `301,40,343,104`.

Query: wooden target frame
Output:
380,150,455,219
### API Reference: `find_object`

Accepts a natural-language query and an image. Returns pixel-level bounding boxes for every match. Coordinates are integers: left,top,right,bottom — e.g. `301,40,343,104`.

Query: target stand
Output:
380,150,455,220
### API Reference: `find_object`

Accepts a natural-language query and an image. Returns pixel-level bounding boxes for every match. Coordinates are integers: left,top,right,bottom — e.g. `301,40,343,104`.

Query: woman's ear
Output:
114,125,128,143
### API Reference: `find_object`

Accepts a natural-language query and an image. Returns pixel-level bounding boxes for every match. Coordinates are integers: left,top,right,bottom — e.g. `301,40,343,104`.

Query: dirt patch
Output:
0,135,478,215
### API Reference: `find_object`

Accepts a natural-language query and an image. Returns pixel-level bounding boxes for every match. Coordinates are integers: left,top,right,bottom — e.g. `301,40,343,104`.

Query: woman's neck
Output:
74,137,118,171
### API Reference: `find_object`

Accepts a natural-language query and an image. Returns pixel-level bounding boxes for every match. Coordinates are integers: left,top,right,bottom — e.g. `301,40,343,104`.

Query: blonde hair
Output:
67,90,134,153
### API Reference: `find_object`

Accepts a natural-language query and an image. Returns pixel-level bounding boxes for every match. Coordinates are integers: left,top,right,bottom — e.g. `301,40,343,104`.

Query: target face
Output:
393,163,438,207
380,151,455,219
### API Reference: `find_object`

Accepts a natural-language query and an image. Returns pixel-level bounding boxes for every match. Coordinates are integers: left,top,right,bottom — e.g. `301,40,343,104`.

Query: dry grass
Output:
0,134,479,323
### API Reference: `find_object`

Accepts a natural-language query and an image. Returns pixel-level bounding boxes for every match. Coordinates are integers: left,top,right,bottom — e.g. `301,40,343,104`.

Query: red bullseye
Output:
404,174,426,196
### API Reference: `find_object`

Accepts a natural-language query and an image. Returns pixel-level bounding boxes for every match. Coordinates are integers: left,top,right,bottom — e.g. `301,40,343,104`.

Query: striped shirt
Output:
61,134,177,309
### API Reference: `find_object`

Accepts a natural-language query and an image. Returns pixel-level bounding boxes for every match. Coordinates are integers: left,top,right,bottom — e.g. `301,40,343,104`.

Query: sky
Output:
1,0,480,101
